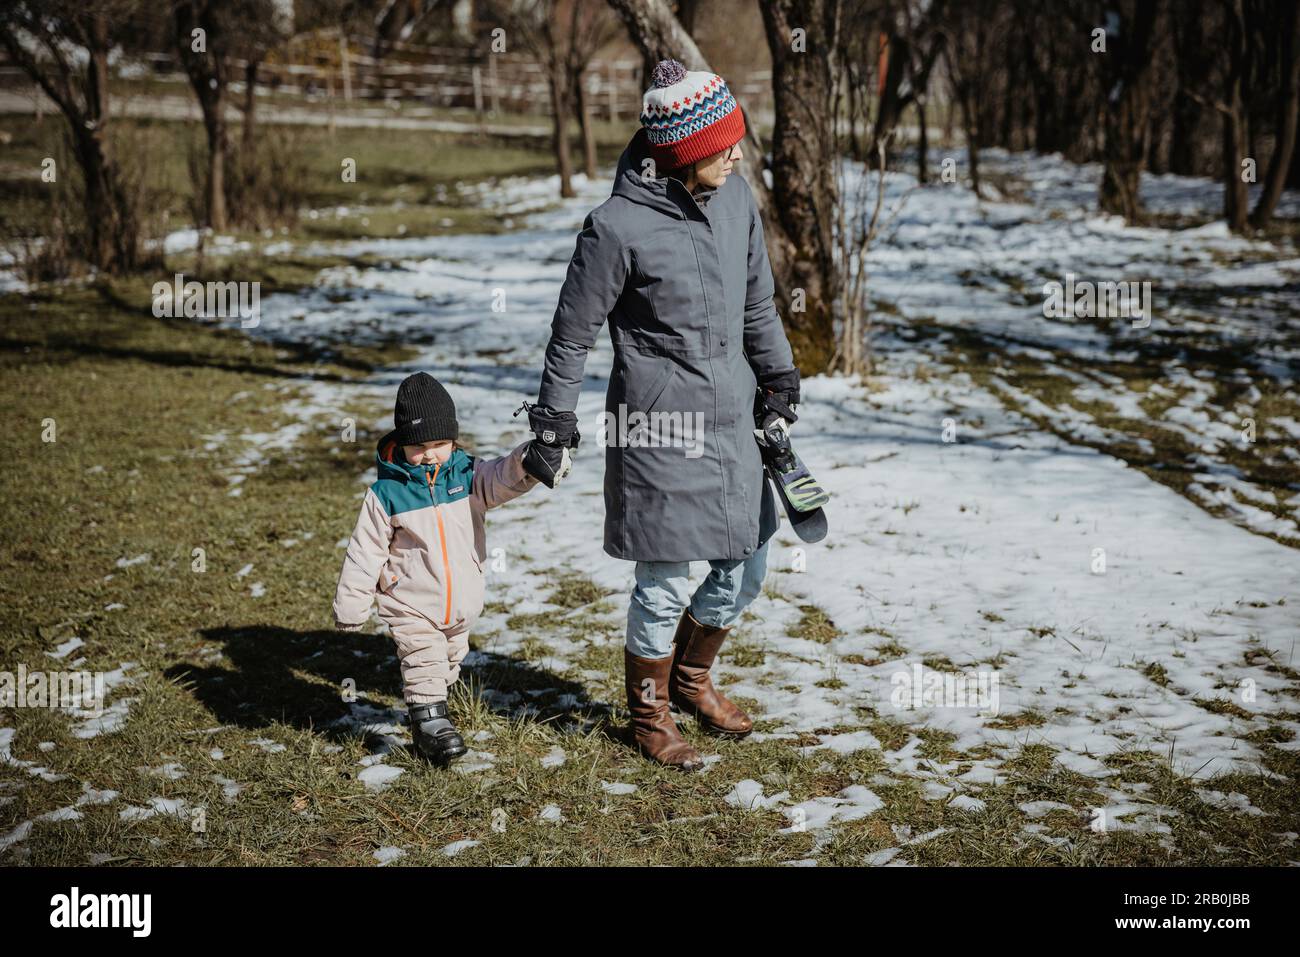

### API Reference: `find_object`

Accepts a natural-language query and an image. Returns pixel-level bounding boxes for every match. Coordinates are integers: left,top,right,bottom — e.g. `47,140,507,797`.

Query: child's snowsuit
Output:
333,432,539,703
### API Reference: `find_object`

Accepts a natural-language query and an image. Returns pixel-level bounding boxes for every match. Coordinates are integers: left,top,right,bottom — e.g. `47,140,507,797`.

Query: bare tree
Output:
1168,4,1217,176
1250,0,1300,228
1097,0,1169,222
940,0,995,198
497,0,612,197
829,9,895,377
567,1,623,180
172,0,291,231
0,0,144,273
173,0,233,230
868,0,946,169
830,136,894,376
1219,0,1250,232
758,0,843,371
234,0,295,152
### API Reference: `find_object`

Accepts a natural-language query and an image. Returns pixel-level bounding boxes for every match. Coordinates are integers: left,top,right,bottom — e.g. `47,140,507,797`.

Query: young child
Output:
333,372,571,765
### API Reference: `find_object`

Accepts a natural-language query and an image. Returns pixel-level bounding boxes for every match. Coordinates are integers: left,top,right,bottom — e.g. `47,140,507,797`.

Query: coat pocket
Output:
626,353,677,415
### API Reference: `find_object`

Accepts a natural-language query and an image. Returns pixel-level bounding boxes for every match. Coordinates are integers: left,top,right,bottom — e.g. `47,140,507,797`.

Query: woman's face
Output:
693,140,743,188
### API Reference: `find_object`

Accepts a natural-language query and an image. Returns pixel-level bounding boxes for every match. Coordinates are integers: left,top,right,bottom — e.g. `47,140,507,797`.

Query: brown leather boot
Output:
623,648,704,772
668,611,754,737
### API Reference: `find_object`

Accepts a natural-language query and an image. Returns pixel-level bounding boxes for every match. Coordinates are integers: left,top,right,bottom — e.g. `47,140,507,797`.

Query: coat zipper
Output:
426,462,452,625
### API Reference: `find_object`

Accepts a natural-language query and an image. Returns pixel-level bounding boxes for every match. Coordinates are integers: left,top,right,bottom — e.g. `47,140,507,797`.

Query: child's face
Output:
403,439,453,467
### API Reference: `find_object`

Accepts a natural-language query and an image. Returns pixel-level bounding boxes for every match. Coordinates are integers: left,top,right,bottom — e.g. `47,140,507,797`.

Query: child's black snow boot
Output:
408,701,468,766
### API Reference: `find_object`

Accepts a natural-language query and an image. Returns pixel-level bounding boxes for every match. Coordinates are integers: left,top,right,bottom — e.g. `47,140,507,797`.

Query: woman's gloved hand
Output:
753,367,800,442
523,439,573,487
516,400,579,488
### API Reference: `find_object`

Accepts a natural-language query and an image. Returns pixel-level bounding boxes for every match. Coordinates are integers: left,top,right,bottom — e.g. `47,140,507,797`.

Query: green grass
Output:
0,111,630,248
790,604,842,645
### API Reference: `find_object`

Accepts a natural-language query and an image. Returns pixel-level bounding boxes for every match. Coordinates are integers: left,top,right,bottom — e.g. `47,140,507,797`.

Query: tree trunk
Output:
242,59,259,151
677,0,701,35
958,85,982,197
549,64,574,198
916,97,929,184
81,26,130,270
1098,1,1165,222
1169,3,1212,176
1290,106,1300,187
1169,98,1203,176
1223,0,1250,233
869,31,909,167
572,67,598,180
202,88,229,231
0,10,135,273
1250,0,1300,228
846,70,865,161
759,0,840,374
73,125,129,272
1223,98,1250,231
175,1,229,231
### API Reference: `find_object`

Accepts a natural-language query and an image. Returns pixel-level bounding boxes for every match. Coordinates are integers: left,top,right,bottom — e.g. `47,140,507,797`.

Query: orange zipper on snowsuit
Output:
427,462,452,625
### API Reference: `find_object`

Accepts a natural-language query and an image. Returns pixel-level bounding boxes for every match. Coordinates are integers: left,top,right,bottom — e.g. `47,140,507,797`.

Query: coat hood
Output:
611,128,720,217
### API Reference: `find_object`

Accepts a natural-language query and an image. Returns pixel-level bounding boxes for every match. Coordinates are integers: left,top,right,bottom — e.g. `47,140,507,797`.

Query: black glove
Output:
754,367,800,431
515,401,579,488
522,441,571,487
519,401,580,449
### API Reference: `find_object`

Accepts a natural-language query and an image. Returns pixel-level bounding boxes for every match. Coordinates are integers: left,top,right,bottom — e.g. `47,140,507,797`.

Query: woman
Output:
524,59,801,771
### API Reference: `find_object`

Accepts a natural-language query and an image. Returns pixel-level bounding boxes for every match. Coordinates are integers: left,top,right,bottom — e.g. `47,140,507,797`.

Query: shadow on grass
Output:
169,624,615,748
0,331,371,383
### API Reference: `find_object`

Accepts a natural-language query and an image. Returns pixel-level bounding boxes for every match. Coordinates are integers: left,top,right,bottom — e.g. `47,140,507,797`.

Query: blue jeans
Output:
625,538,770,659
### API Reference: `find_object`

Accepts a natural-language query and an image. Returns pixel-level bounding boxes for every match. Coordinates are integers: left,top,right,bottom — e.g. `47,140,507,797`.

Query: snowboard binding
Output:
756,412,829,544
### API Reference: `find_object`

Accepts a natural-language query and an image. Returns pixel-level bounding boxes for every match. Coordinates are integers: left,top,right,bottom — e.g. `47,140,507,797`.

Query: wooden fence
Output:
0,27,774,126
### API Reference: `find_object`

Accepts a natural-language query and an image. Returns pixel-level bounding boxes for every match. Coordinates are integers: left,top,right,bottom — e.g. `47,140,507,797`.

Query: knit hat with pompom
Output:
639,58,746,172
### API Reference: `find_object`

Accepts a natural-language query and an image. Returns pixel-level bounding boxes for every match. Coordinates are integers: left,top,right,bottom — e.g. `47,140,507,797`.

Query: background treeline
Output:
0,0,1297,375
933,0,1300,231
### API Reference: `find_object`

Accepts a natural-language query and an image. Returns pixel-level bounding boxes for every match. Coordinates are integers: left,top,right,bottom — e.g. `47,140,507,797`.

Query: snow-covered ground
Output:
862,149,1300,545
13,150,1294,859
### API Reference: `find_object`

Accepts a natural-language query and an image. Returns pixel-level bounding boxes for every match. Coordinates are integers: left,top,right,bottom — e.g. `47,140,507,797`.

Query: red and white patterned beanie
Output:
639,58,746,172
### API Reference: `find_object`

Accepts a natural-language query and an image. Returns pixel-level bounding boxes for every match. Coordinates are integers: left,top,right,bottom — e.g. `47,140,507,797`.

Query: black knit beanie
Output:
394,372,458,446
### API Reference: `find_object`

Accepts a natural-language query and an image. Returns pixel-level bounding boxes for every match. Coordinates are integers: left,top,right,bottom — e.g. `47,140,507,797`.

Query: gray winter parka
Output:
537,128,796,562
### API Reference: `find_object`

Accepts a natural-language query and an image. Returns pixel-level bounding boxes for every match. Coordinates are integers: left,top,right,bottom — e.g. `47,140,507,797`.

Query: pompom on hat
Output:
639,58,746,172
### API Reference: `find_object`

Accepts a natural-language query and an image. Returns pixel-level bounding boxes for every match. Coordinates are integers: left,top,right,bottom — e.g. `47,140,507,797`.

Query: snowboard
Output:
758,422,829,543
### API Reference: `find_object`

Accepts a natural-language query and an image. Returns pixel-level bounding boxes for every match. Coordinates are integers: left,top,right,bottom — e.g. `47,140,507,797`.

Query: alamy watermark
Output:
890,662,1000,716
596,404,705,459
0,664,105,712
49,887,151,937
152,273,261,328
1042,272,1152,328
